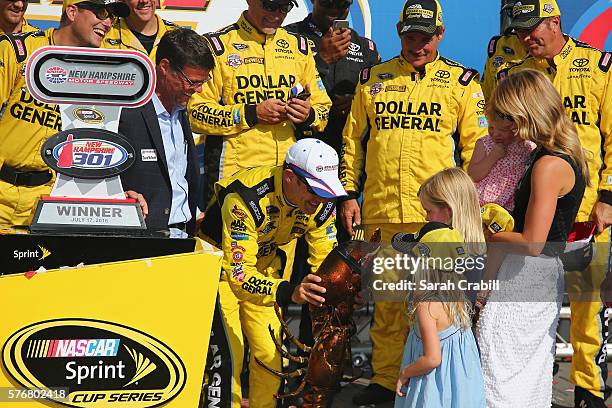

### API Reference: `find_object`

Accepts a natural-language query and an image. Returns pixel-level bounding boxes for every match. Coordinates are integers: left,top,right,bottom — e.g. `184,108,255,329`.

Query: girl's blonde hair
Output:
407,268,473,330
418,167,486,255
487,69,590,185
409,167,485,330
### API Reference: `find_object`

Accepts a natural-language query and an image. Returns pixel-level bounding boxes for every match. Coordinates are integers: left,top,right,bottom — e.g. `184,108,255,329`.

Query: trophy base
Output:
30,196,146,235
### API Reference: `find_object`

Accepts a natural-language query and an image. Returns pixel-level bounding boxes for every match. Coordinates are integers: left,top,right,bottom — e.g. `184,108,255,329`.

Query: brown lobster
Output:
256,229,381,407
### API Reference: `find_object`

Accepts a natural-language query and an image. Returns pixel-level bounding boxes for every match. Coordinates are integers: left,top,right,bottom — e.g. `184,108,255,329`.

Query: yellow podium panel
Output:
0,251,221,407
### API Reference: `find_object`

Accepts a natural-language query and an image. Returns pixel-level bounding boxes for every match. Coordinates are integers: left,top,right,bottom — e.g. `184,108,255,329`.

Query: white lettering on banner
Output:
13,249,40,260
65,360,126,385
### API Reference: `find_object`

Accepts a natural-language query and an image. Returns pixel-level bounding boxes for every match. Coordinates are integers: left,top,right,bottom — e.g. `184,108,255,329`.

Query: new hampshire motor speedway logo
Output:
52,136,128,170
42,128,136,179
45,66,68,84
2,319,186,407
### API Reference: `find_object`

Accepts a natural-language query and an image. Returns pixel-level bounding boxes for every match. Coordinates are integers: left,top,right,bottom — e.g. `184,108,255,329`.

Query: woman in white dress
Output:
475,69,589,407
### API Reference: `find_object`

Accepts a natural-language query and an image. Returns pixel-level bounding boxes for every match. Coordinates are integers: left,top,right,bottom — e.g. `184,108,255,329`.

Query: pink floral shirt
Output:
475,135,536,211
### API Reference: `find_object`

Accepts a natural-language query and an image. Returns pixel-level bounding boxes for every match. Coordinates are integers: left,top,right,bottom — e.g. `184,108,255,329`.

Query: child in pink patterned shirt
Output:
468,115,535,211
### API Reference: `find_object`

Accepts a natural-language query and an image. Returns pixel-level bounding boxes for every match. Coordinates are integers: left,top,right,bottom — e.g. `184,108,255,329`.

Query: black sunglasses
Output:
319,0,353,9
76,3,117,21
261,0,294,13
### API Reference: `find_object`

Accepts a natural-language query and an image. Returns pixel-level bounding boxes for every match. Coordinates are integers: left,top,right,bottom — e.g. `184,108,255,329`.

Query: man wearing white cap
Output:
199,138,345,407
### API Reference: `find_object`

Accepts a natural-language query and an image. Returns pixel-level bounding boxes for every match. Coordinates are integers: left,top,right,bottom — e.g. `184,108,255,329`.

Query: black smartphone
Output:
333,19,349,31
294,92,311,100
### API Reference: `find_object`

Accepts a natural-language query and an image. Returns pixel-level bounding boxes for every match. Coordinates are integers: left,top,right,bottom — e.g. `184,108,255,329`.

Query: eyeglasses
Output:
76,3,116,22
172,65,210,89
319,0,353,9
260,0,294,14
494,110,514,122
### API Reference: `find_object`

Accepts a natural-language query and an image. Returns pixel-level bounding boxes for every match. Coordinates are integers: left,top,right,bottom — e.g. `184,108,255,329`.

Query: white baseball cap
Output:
285,138,347,199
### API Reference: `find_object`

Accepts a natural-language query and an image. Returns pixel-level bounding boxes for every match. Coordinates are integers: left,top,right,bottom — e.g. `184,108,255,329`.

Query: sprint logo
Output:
13,245,52,260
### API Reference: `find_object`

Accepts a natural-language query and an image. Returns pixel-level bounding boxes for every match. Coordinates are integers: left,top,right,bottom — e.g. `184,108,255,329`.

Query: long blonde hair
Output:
407,268,473,330
408,167,484,330
418,167,486,255
488,69,590,184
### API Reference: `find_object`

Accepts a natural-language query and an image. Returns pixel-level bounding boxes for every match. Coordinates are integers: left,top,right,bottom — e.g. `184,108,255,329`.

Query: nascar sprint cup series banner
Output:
0,250,221,407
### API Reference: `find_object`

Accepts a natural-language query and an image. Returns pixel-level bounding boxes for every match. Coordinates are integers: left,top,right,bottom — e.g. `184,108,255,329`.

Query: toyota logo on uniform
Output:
276,39,289,49
435,70,451,79
573,58,589,67
45,66,68,84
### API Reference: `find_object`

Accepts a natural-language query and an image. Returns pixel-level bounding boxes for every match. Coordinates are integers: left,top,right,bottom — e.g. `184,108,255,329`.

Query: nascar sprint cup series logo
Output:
42,128,135,179
2,319,186,407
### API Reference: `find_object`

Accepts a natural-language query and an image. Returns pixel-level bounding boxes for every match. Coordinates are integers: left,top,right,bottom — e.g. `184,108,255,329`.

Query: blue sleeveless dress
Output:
394,321,485,408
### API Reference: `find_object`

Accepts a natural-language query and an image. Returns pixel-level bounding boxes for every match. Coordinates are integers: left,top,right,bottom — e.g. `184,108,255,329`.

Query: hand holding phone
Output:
320,21,351,64
332,19,349,31
290,84,310,101
294,91,311,100
287,84,312,124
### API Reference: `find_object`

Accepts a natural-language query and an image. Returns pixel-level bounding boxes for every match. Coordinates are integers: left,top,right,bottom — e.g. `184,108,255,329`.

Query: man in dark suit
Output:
119,28,215,236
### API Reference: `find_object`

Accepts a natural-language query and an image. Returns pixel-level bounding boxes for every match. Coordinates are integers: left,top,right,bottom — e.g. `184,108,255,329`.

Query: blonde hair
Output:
407,268,473,330
418,167,486,255
488,69,590,185
409,167,485,330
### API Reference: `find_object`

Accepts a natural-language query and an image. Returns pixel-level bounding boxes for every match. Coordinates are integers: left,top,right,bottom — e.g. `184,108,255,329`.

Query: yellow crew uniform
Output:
341,52,487,391
481,33,527,100
0,28,58,226
188,13,332,200
0,18,40,35
102,14,176,62
200,165,337,408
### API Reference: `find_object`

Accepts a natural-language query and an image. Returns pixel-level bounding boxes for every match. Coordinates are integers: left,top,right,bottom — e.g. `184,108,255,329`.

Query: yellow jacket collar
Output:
273,166,293,208
117,14,165,51
47,28,57,45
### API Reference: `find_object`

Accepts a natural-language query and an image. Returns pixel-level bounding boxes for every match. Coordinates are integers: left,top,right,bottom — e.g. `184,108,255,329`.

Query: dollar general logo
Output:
2,319,186,407
13,245,52,260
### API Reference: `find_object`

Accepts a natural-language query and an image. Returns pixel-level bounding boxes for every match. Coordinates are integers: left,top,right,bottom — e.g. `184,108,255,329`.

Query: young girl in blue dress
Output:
393,168,486,408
